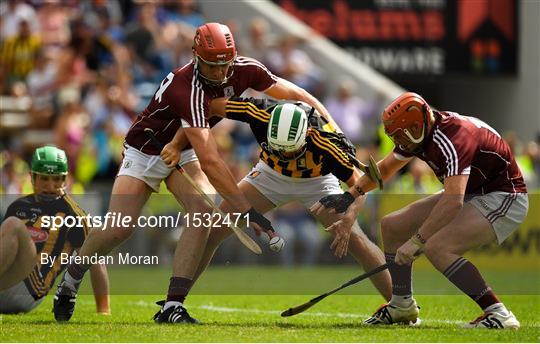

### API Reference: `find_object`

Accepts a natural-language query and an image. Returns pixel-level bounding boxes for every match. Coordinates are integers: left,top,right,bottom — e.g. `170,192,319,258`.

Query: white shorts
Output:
468,192,529,244
117,145,198,192
0,281,44,314
242,160,343,208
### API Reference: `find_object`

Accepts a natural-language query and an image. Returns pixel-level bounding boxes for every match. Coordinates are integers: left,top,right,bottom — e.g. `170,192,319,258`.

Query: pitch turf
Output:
1,266,539,342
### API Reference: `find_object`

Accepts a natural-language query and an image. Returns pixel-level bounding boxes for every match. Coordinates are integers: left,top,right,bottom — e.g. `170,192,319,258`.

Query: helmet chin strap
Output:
194,56,235,86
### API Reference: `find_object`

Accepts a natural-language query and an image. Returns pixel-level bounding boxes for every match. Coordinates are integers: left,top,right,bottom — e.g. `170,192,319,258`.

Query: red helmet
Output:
193,23,237,65
382,92,431,151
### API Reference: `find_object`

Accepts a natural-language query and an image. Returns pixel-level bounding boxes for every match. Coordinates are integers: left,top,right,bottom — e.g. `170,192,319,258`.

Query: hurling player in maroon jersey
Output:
55,23,335,324
312,92,528,329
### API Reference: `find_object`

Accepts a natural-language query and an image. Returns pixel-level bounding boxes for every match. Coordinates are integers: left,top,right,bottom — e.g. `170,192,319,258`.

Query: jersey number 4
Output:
155,72,174,103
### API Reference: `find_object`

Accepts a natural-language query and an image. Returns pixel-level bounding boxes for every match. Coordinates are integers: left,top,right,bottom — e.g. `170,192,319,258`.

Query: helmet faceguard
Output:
193,23,237,85
382,92,431,153
266,104,308,161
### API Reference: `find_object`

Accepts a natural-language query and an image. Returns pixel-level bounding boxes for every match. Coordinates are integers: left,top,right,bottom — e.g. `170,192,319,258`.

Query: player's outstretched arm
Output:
351,153,409,198
208,97,228,117
264,77,338,131
89,263,110,315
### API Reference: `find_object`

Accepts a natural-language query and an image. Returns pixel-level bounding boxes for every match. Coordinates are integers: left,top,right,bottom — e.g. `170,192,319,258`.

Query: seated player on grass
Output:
0,146,109,317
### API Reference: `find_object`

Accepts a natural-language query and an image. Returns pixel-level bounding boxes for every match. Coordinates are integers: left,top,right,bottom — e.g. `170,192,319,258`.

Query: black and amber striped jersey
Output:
225,100,355,182
4,194,89,299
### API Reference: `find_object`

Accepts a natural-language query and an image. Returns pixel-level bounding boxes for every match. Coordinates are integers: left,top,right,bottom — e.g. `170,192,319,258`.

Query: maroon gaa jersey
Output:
394,111,527,195
125,56,277,155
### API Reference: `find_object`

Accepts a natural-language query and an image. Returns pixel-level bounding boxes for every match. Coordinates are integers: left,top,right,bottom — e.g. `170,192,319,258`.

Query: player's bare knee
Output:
1,216,24,229
380,215,400,242
424,238,447,261
1,216,27,238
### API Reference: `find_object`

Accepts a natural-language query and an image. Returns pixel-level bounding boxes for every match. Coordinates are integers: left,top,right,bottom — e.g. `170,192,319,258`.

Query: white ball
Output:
269,236,285,252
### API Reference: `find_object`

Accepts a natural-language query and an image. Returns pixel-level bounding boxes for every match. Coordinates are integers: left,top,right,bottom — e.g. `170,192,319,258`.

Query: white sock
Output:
163,301,182,310
389,294,414,308
63,271,82,290
484,302,509,316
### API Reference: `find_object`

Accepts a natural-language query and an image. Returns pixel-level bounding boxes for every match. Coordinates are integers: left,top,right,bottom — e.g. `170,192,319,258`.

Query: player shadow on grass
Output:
277,322,441,330
200,320,439,330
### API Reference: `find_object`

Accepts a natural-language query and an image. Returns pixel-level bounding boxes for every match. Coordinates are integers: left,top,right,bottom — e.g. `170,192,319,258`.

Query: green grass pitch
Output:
1,265,539,342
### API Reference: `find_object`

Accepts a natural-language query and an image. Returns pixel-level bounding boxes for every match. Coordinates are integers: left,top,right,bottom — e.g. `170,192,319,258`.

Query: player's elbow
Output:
1,216,25,232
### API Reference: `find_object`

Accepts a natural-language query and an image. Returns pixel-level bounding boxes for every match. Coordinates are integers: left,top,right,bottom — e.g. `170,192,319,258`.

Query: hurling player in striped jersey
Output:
0,146,109,316
55,22,339,324
313,92,528,329
174,98,392,302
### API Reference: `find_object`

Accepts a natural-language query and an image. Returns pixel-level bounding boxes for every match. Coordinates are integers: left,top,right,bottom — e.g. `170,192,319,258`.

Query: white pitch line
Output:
80,299,540,327
127,300,462,325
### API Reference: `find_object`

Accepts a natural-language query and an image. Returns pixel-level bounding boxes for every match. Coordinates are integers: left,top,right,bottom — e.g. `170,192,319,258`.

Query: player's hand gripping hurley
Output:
144,128,265,254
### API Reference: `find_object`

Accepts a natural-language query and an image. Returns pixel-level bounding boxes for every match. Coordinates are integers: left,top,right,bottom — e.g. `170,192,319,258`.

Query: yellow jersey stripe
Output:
64,195,90,235
44,244,69,291
28,270,46,293
310,131,353,168
227,102,270,122
310,130,350,161
228,100,270,118
227,107,269,123
40,216,60,258
27,270,40,293
312,133,352,167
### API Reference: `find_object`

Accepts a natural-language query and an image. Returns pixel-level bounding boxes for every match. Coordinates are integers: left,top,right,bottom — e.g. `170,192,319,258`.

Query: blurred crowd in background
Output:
1,0,539,265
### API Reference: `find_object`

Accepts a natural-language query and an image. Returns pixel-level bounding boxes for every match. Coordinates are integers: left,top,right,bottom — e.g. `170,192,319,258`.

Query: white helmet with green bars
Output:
267,103,308,160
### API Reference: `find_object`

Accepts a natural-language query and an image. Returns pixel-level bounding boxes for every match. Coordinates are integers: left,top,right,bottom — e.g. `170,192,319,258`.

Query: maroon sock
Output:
443,257,500,310
385,253,412,296
166,277,193,303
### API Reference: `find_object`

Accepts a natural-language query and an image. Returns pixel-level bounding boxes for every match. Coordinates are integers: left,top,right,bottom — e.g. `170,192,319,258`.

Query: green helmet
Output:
31,146,68,175
267,103,308,160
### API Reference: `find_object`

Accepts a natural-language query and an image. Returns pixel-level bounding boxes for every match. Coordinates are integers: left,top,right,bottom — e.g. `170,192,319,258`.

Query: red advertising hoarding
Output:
272,0,518,76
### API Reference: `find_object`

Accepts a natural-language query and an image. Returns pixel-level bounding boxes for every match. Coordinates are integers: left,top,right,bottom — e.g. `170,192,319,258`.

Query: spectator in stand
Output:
164,0,205,28
0,151,30,194
0,20,41,87
325,79,382,147
0,0,38,38
54,88,90,174
36,1,72,49
238,17,276,65
26,49,58,127
266,35,324,98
